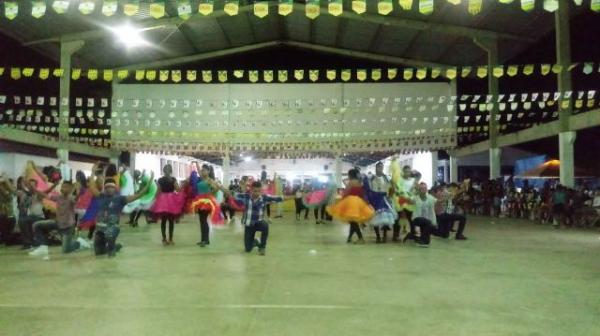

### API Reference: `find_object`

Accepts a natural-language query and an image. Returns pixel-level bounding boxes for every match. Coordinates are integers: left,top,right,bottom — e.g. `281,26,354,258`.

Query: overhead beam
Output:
24,1,533,47
0,128,117,159
284,41,452,68
115,41,282,70
452,107,600,158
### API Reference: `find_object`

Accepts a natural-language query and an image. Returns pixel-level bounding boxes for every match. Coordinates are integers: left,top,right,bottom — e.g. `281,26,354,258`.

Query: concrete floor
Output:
1,214,599,336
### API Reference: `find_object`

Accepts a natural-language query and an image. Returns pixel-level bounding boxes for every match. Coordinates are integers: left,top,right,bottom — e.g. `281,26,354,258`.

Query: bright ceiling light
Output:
111,24,148,48
244,156,252,162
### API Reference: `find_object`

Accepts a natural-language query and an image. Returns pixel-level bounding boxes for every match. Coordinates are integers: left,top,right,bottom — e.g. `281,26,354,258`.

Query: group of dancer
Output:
325,157,468,247
0,154,469,261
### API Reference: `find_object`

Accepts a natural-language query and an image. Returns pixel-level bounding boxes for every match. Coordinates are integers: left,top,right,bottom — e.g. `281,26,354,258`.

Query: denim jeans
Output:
19,215,44,246
244,221,269,252
94,224,120,256
32,220,80,253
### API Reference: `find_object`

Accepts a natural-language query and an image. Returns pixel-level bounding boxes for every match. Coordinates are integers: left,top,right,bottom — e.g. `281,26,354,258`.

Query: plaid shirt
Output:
234,193,283,226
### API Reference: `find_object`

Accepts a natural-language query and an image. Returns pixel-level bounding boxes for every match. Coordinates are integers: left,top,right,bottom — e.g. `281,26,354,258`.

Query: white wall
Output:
133,152,222,181
0,152,93,180
228,158,353,182
456,147,538,166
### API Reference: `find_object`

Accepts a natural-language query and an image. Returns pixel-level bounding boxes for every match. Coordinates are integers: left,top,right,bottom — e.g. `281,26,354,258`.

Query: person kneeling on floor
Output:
29,180,91,259
88,163,154,257
221,181,289,256
404,182,438,248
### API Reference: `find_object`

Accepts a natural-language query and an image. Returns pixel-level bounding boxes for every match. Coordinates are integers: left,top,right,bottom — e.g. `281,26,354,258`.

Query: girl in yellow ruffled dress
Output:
326,168,375,244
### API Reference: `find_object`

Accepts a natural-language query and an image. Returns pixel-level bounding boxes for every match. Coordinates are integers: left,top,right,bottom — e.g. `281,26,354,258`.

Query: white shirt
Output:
370,174,391,193
398,176,416,195
412,193,438,226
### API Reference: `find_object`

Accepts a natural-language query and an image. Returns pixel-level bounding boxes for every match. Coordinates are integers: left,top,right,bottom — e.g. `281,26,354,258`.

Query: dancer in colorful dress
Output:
326,168,375,244
188,163,223,247
365,162,397,243
303,178,336,224
151,164,184,245
390,157,421,241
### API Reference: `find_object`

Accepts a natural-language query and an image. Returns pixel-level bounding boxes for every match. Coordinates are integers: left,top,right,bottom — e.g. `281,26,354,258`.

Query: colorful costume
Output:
326,184,374,223
151,176,185,216
364,175,397,227
119,170,135,197
390,159,417,212
123,172,157,213
187,172,224,225
24,161,57,212
302,183,337,209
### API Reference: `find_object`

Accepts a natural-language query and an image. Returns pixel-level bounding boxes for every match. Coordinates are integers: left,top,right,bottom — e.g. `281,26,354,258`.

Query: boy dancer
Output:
29,180,91,259
89,163,153,257
221,181,287,256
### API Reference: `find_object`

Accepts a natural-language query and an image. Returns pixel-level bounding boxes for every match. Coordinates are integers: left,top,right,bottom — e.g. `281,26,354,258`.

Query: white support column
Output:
449,156,458,183
222,152,231,186
489,147,502,180
58,40,85,142
559,131,576,187
335,153,343,188
431,151,439,186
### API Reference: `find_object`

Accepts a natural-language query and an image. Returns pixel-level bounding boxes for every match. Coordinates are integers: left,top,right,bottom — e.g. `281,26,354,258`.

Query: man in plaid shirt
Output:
222,181,287,255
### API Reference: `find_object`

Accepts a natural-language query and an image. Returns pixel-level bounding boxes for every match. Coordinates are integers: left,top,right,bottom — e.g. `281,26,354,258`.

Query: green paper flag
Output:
150,1,166,19
186,70,197,81
264,70,274,83
4,2,18,20
102,0,118,16
52,1,69,14
78,0,94,15
493,66,504,78
172,70,182,83
419,0,433,15
39,68,50,79
117,70,129,79
378,0,393,15
582,62,594,75
399,0,413,10
278,70,288,82
178,0,192,19
72,69,81,80
158,70,168,81
309,70,319,82
234,70,244,78
306,0,320,19
11,68,21,80
351,0,366,14
468,0,482,15
341,69,351,81
520,0,535,12
431,67,441,79
476,66,487,78
218,70,228,82
199,0,214,15
224,0,239,15
523,64,534,75
279,0,293,15
543,0,558,12
326,69,336,81
124,1,140,16
387,68,397,80
403,68,413,80
87,69,98,80
461,66,472,78
294,70,304,81
202,70,212,82
135,70,145,81
445,68,457,80
249,70,259,83
255,1,269,18
592,0,600,12
31,1,47,18
540,64,551,75
415,68,426,80
372,69,382,81
507,65,518,77
103,70,114,81
357,69,367,81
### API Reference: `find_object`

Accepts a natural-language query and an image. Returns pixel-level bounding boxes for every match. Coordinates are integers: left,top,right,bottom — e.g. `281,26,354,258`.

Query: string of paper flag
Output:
2,63,600,83
2,0,599,21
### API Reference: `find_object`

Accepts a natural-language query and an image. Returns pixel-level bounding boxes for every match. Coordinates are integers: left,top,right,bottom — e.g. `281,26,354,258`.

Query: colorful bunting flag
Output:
52,1,70,14
53,68,64,77
117,70,129,79
357,69,367,81
200,70,211,82
493,66,504,78
445,68,457,80
341,69,351,81
199,0,214,15
157,70,168,82
71,69,81,80
387,68,397,80
431,67,441,79
278,70,288,82
224,0,239,16
39,68,49,79
31,1,47,19
103,70,113,81
10,68,21,80
4,2,18,20
218,70,228,82
123,1,140,16
78,0,94,15
520,0,535,12
416,68,427,80
102,0,118,16
523,64,534,75
372,68,382,81
461,66,472,78
476,66,487,78
403,68,413,80
234,70,244,78
187,70,197,81
178,0,192,19
399,0,413,10
326,69,336,81
309,70,319,82
468,0,482,15
551,64,563,74
87,69,98,81
294,69,304,81
543,0,558,12
150,1,166,19
279,0,293,15
540,64,551,75
306,0,320,19
249,70,259,83
351,0,366,14
135,70,145,81
264,70,274,82
255,1,269,18
378,0,394,15
419,0,433,14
